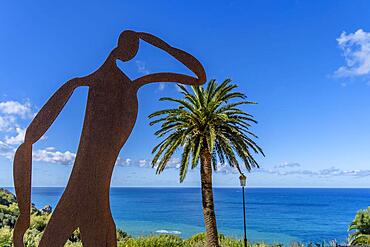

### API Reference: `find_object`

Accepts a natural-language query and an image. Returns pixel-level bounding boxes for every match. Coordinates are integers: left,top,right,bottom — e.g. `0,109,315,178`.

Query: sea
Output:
5,187,370,245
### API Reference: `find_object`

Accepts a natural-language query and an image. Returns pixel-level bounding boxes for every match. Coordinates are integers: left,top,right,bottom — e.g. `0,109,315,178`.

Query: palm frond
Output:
149,79,264,182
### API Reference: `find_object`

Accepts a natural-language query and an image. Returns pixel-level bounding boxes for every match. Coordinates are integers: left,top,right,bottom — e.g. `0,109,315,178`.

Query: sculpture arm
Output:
12,77,89,247
133,32,206,88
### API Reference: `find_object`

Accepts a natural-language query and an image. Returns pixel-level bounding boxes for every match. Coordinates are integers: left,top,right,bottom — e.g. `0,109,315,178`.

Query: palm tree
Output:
348,207,370,246
149,79,264,247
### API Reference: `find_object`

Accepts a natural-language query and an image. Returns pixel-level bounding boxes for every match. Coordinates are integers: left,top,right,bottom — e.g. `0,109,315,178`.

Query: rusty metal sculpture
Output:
12,30,206,247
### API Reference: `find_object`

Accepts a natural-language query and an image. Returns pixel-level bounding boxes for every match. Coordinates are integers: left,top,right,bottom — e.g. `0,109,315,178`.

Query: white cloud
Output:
162,157,181,169
32,147,76,166
158,83,166,91
135,61,166,91
0,140,15,160
0,100,36,133
116,157,132,166
135,60,150,75
335,29,370,78
0,100,34,118
215,162,238,174
0,142,77,166
116,157,182,170
0,100,31,159
114,158,370,179
318,167,370,177
0,115,17,132
4,127,25,145
275,162,301,169
257,165,370,178
138,159,148,167
0,100,76,166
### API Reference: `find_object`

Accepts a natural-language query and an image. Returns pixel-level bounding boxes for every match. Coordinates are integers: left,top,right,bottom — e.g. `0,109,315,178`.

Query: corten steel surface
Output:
12,30,206,247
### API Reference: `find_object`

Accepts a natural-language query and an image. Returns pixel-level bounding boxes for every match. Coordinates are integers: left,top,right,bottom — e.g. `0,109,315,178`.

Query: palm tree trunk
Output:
200,148,220,247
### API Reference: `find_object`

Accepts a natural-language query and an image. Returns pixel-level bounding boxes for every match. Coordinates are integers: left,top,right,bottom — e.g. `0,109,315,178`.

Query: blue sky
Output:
1,0,370,187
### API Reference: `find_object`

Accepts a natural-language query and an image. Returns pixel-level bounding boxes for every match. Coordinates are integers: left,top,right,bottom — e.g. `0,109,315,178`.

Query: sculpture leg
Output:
107,211,118,246
80,210,117,247
38,201,78,247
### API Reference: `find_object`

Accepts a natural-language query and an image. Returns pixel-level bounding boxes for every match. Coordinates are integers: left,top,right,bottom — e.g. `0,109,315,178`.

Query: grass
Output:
0,228,294,247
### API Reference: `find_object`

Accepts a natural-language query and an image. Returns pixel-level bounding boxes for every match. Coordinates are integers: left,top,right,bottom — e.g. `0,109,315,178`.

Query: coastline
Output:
2,187,367,244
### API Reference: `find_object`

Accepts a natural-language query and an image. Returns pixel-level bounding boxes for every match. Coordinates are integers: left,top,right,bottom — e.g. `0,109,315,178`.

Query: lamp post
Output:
239,174,247,247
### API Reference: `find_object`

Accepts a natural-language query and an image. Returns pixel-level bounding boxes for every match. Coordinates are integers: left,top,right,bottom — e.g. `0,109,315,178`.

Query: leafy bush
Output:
0,208,18,228
65,240,83,247
0,227,12,247
0,198,19,228
185,232,248,247
69,229,81,243
348,207,370,246
24,228,43,247
119,234,185,247
117,228,129,241
0,190,16,207
30,214,51,232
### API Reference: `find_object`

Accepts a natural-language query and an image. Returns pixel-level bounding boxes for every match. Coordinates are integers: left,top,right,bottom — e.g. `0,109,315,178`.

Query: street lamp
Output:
239,174,247,247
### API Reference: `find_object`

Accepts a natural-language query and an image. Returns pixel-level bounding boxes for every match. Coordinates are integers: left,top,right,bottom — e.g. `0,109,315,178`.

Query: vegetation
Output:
0,188,129,247
0,189,18,229
116,233,274,247
348,207,370,246
149,79,264,247
0,228,281,247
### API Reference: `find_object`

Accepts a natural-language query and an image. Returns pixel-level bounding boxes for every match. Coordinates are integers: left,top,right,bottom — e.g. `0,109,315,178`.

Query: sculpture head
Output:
114,30,139,62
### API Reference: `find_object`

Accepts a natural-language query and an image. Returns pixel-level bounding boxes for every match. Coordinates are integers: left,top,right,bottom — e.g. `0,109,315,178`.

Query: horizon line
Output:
2,186,370,189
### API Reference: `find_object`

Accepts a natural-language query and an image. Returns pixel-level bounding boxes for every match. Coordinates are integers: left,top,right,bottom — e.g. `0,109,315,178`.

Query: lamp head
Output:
239,174,247,187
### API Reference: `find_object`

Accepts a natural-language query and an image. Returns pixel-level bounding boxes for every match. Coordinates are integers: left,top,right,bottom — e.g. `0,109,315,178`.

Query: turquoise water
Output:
6,187,370,244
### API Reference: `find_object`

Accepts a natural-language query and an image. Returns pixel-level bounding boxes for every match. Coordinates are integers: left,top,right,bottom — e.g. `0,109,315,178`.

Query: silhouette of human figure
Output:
12,30,206,247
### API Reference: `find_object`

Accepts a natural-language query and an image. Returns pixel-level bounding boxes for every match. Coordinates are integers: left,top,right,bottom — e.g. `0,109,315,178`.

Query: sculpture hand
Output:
133,32,207,88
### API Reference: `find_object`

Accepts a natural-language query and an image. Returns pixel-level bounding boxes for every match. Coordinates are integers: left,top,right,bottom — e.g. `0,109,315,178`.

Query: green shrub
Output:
24,228,43,247
68,228,81,242
120,234,185,247
65,240,83,247
348,207,370,246
186,232,243,247
117,228,129,241
30,214,51,232
0,227,12,247
0,204,18,228
186,232,206,244
0,190,16,207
